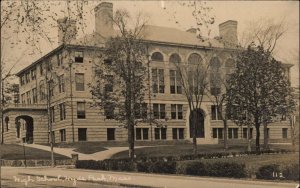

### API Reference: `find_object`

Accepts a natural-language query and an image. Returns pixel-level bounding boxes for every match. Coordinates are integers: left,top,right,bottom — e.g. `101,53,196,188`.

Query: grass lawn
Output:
111,143,297,159
41,140,189,154
0,144,70,160
73,145,107,154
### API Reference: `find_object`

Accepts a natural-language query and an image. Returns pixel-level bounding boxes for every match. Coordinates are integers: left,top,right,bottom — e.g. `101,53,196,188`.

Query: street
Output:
0,167,298,188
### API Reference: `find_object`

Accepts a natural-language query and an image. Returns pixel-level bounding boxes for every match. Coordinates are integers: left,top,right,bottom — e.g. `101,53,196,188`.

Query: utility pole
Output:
46,63,55,167
69,61,75,143
146,45,153,141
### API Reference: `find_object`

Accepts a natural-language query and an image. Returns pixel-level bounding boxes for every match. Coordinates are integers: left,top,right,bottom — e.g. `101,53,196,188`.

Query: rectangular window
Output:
282,128,288,139
172,128,184,140
172,128,178,139
171,104,183,120
152,104,166,119
21,93,25,104
154,128,167,140
26,91,31,104
136,128,149,140
213,128,223,139
152,69,164,93
267,128,270,139
170,70,182,94
31,68,36,80
154,128,160,140
58,75,65,93
228,128,238,139
104,103,114,119
143,128,149,140
40,64,44,75
153,104,159,119
57,53,62,66
243,128,253,139
32,88,37,104
233,128,238,138
60,129,66,142
75,51,84,63
171,104,177,119
78,128,87,141
211,105,222,120
50,106,55,123
107,128,115,140
104,75,113,93
49,80,54,97
136,128,142,140
59,103,66,121
77,102,86,119
75,73,84,91
25,72,30,83
134,103,147,119
40,83,45,100
20,75,25,86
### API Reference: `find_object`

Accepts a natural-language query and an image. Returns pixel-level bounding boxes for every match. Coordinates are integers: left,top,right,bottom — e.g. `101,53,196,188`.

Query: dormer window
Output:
75,51,84,63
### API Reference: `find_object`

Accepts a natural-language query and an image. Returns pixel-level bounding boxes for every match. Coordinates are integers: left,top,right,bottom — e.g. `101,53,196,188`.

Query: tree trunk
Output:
192,110,197,156
223,119,228,151
263,122,269,150
247,125,251,152
128,117,135,161
290,117,295,146
255,119,260,152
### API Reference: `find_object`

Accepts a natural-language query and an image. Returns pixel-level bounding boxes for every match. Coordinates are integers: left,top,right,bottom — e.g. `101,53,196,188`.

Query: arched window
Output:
210,57,221,95
169,53,181,64
210,57,221,70
151,52,164,62
188,53,202,65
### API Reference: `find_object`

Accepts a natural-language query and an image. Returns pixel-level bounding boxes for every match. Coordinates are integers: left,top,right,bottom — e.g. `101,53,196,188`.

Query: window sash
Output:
77,102,86,119
75,73,84,91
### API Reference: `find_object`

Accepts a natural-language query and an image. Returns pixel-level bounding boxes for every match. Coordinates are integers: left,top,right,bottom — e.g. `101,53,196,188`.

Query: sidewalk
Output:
4,167,298,188
21,143,142,160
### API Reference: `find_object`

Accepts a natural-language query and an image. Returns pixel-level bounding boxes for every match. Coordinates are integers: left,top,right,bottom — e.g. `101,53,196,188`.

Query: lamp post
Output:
69,61,75,143
146,46,153,141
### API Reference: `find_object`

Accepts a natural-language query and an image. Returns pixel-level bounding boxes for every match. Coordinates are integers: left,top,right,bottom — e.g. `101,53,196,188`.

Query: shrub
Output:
136,161,176,174
282,164,299,181
207,162,246,178
183,161,207,176
176,161,246,178
256,164,280,180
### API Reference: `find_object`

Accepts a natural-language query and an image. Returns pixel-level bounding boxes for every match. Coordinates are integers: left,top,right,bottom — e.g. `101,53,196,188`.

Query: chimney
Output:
94,2,113,38
219,20,238,46
57,17,77,45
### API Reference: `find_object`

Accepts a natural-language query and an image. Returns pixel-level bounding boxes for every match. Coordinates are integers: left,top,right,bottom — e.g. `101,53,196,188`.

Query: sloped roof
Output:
141,25,226,48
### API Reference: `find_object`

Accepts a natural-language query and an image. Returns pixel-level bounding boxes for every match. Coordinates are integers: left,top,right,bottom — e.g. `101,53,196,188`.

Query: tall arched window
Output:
225,58,235,81
188,53,203,65
169,53,181,64
151,52,164,62
210,57,221,95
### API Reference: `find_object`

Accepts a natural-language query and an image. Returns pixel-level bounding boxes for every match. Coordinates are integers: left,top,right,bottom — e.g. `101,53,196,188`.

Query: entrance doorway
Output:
189,109,205,138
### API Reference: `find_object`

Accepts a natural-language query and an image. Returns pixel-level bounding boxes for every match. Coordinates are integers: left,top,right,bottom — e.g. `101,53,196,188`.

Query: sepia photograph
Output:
0,0,299,187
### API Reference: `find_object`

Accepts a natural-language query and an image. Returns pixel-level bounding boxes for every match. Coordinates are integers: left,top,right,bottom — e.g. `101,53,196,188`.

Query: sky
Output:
1,0,299,87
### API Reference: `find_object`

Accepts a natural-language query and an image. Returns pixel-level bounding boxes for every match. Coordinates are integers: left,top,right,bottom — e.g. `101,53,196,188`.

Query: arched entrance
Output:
189,109,205,138
16,116,34,144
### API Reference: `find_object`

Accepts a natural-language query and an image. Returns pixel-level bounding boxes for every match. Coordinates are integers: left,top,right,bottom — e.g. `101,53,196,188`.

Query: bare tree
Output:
172,51,212,155
240,18,287,53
